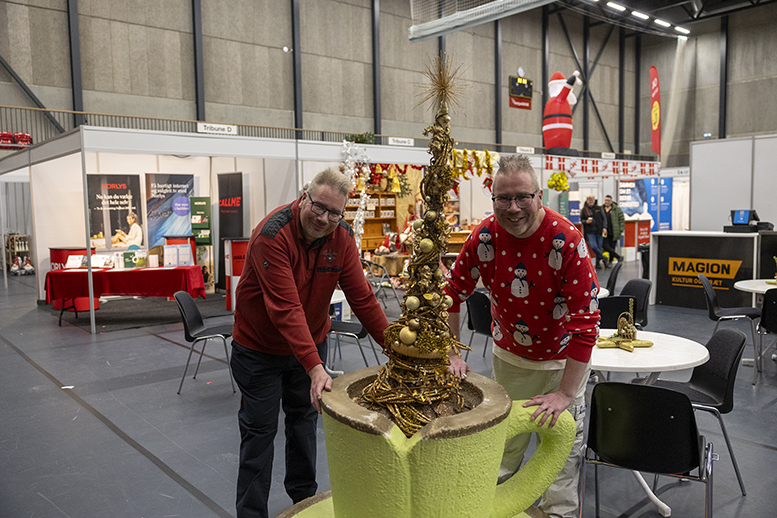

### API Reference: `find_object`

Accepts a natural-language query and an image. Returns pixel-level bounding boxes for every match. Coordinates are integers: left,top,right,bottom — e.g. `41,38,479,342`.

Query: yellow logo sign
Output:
668,257,741,279
651,101,660,130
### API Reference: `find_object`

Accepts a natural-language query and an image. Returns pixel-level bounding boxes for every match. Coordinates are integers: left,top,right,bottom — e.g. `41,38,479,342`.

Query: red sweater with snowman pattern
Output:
445,208,600,364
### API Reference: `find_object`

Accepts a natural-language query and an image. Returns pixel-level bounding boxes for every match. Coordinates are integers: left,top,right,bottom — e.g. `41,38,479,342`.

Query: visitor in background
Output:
601,195,624,267
581,195,606,269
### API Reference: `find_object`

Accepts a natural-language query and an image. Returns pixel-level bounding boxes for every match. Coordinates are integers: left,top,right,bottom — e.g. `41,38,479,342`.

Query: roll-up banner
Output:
649,66,661,157
145,174,194,249
218,173,244,290
86,174,142,250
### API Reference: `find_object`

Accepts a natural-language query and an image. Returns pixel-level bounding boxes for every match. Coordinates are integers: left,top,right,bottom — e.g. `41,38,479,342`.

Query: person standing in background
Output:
601,195,624,267
580,196,606,269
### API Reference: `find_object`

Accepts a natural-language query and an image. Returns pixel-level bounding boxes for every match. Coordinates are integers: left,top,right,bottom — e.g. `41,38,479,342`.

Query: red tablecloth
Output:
45,266,206,303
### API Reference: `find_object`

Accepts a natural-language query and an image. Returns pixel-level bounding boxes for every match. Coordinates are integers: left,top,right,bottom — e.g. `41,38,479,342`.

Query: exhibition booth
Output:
0,124,688,331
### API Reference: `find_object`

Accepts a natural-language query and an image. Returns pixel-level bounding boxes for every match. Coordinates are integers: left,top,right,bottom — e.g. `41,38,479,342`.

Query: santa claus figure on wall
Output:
542,70,582,156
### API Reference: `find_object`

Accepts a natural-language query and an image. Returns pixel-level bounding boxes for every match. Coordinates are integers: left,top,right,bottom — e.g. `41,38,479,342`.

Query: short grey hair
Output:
495,154,539,191
308,168,353,198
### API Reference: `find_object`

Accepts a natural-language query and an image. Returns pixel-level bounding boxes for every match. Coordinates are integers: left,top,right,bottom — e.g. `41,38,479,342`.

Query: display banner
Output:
558,191,569,218
644,178,673,231
145,174,194,249
619,180,650,218
655,235,752,309
650,66,661,156
567,191,580,224
86,174,142,249
218,173,244,290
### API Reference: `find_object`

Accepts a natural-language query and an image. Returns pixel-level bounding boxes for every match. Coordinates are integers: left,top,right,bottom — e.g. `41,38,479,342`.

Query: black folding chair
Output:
596,295,636,330
464,290,492,360
605,260,623,296
361,259,402,307
640,328,748,496
757,288,777,372
173,291,235,394
582,382,717,517
619,278,651,328
698,273,760,383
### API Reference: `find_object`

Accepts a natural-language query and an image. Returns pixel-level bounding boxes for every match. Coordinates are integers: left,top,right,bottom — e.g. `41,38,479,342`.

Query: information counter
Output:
650,231,757,309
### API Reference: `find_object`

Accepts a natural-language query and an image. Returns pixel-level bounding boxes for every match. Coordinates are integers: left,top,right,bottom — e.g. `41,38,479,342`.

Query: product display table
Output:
45,266,205,324
591,329,709,385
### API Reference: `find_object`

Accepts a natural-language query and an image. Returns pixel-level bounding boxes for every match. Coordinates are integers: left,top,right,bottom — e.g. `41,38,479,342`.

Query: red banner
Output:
649,66,661,157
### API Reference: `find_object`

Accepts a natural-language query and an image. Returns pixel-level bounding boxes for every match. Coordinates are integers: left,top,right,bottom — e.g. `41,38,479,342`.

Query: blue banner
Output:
145,174,194,249
645,178,673,231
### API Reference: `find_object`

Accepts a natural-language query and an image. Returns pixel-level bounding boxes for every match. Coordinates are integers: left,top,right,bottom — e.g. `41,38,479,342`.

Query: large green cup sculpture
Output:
280,366,575,518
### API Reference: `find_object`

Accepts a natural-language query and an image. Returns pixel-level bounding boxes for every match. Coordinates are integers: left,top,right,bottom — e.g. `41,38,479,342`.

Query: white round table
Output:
591,329,709,384
733,279,777,295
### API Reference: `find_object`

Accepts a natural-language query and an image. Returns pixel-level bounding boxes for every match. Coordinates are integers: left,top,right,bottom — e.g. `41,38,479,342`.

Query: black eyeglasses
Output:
491,190,539,210
307,193,345,222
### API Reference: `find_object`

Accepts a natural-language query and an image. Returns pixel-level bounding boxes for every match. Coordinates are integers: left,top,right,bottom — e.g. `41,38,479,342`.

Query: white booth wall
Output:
690,134,777,231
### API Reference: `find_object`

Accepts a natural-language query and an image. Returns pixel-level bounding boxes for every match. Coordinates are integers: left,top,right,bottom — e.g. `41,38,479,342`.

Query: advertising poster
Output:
621,179,672,232
650,66,661,156
145,174,194,249
218,172,244,290
86,174,143,249
645,178,673,231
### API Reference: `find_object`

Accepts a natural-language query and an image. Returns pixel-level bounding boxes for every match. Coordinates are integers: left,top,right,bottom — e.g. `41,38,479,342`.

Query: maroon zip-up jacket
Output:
232,198,388,372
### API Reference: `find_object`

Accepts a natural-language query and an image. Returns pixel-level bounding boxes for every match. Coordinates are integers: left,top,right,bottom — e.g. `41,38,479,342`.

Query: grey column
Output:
372,0,381,141
192,0,205,121
292,0,303,135
494,20,502,149
67,0,84,127
719,16,728,139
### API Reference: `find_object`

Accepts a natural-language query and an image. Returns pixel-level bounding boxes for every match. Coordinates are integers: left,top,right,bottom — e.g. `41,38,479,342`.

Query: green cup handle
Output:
489,401,576,518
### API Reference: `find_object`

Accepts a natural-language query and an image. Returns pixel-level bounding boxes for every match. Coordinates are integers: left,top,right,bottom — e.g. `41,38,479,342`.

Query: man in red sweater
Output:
446,154,600,518
230,168,389,518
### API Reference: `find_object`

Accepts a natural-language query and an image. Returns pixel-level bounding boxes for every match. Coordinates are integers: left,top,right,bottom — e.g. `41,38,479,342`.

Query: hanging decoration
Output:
341,140,372,250
547,170,569,191
451,148,499,194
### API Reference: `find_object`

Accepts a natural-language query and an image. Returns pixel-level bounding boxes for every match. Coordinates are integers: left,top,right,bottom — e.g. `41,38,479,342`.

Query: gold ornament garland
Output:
361,54,470,438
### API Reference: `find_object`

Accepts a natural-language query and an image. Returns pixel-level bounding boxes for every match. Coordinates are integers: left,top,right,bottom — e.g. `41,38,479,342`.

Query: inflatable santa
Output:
542,70,582,155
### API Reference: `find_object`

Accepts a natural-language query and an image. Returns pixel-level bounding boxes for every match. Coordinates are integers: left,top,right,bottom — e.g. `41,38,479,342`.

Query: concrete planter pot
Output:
280,366,575,518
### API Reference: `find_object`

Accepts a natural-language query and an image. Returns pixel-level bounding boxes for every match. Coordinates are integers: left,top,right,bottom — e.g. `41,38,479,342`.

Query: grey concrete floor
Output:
1,261,776,518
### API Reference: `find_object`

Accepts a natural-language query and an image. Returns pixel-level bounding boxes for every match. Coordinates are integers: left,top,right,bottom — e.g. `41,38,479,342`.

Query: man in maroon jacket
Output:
230,168,389,518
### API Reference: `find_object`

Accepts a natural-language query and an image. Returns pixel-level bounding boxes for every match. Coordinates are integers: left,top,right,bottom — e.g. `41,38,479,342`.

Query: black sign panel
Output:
218,173,243,289
758,232,777,278
655,235,754,309
509,76,533,98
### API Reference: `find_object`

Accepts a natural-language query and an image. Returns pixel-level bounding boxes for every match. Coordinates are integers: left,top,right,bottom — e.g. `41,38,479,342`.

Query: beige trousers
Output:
492,355,591,518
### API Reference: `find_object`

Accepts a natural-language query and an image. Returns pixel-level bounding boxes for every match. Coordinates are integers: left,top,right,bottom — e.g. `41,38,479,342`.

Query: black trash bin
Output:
638,243,650,279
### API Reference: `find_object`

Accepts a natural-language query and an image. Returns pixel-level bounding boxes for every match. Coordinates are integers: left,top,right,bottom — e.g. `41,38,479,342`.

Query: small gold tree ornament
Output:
360,54,470,437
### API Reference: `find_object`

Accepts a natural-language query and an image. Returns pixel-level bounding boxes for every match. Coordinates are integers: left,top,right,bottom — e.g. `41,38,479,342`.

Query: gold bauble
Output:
419,238,434,253
434,268,444,280
442,295,453,309
407,318,421,331
413,219,424,231
399,326,417,345
405,296,421,311
424,211,437,222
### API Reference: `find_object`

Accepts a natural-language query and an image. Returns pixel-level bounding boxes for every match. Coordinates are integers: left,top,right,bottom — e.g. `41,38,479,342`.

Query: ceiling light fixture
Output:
655,19,671,27
631,11,650,20
606,2,627,11
675,26,690,34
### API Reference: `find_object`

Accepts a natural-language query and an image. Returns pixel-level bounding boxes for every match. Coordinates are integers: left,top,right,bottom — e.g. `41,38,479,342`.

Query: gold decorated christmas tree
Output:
361,55,469,437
